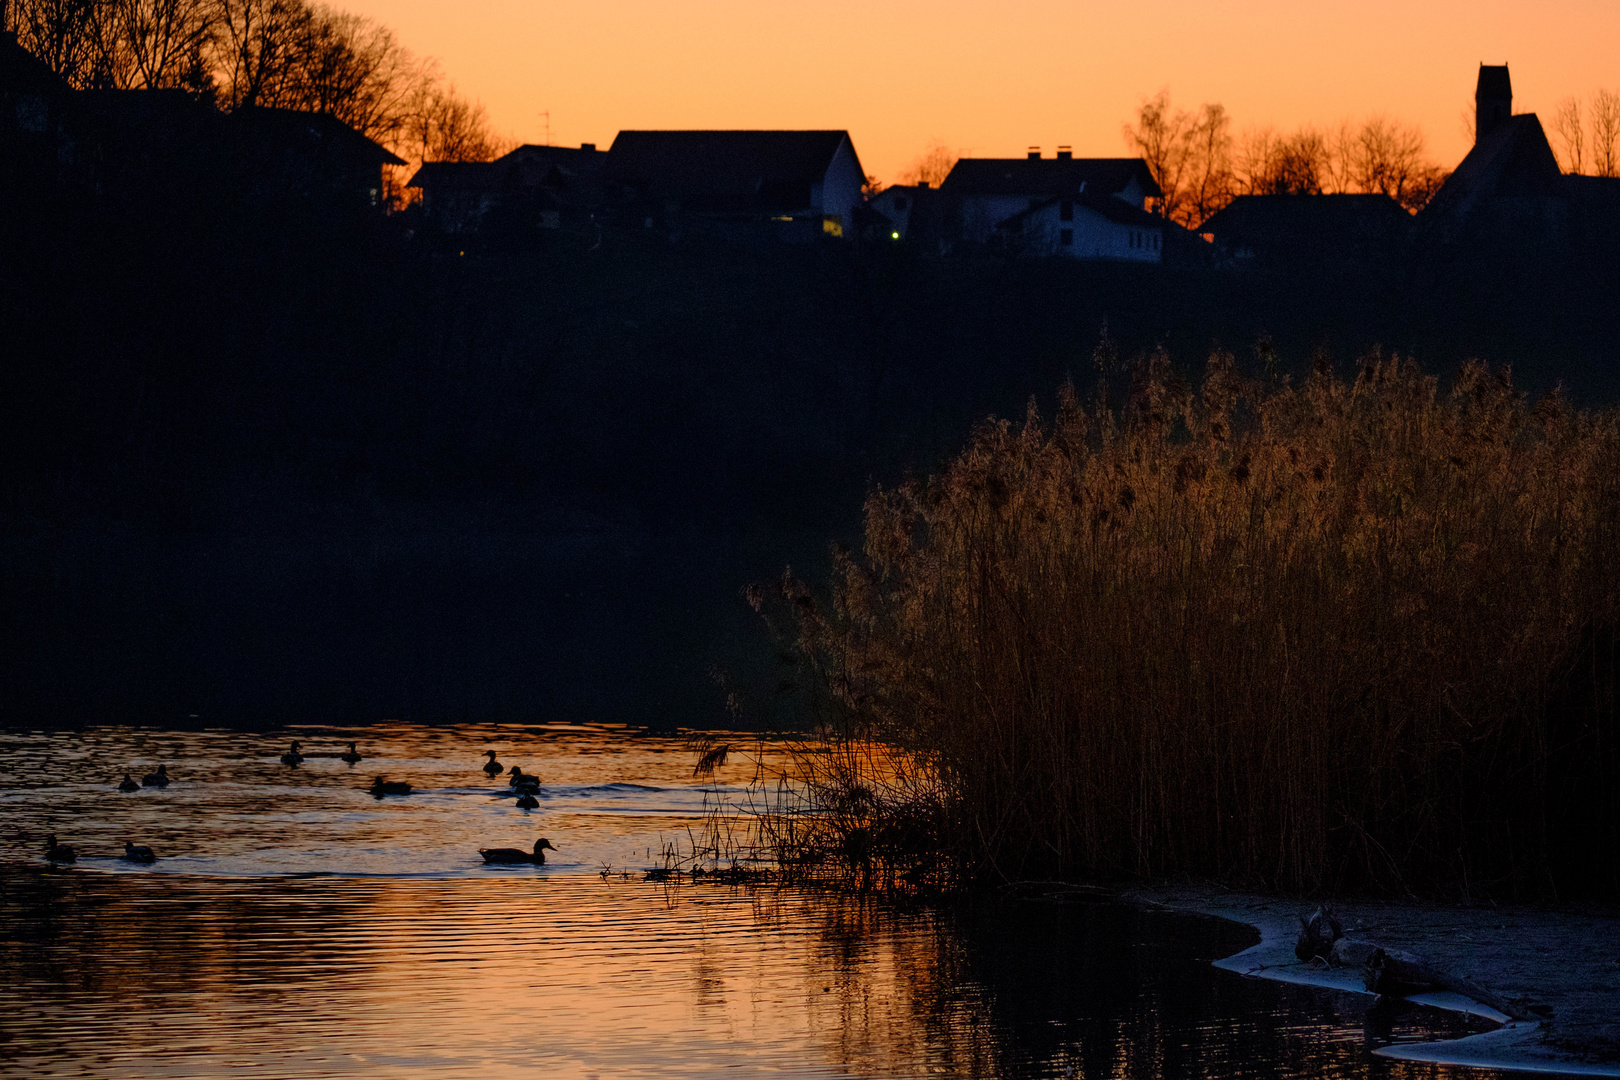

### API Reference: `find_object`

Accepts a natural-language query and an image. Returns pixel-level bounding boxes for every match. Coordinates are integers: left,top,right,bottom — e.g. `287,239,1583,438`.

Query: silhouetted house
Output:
940,149,1162,252
1200,193,1411,265
868,182,944,245
408,142,604,233
79,88,224,198
0,31,84,185
601,130,865,239
995,193,1165,260
1421,65,1563,240
227,106,403,210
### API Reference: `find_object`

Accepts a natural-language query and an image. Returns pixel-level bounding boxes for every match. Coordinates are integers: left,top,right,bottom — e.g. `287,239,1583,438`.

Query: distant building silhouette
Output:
0,30,84,185
1199,193,1410,266
601,130,865,239
939,152,1164,259
1476,65,1512,145
867,182,943,245
1424,66,1563,240
409,143,603,233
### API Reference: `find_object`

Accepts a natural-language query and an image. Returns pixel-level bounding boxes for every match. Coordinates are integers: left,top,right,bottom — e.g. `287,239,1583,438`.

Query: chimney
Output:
580,142,596,152
917,181,929,189
1027,147,1041,160
1056,146,1072,160
1475,64,1512,144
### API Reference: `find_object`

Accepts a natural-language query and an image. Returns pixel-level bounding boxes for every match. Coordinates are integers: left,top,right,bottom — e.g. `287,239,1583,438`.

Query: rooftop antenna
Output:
539,110,551,146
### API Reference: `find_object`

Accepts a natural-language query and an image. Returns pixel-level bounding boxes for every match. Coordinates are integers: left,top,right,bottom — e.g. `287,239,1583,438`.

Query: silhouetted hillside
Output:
3,176,1618,726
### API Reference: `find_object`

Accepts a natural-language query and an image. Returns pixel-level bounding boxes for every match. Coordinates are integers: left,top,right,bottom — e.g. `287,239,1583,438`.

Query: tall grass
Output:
769,352,1620,898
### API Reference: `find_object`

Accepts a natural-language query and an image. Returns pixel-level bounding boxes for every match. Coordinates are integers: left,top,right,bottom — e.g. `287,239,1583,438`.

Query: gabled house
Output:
228,106,403,209
1421,65,1563,238
996,192,1165,261
940,150,1162,248
1,30,84,185
408,143,604,233
601,129,865,238
1200,193,1411,265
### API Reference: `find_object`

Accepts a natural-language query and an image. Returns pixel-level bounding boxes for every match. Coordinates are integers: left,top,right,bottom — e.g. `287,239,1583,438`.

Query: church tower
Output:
1476,65,1512,144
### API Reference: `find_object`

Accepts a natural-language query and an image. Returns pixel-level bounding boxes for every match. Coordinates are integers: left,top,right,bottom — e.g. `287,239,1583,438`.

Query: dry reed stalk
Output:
767,352,1620,898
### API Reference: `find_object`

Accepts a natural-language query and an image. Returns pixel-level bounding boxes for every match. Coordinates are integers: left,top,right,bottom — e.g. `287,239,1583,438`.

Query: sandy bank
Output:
1113,885,1620,1076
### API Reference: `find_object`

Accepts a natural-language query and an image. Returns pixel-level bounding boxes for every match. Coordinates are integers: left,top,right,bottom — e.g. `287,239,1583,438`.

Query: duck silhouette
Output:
507,766,541,793
515,792,539,809
44,834,75,863
369,776,412,797
141,765,170,787
280,741,304,765
123,841,157,864
481,750,503,777
478,838,554,865
117,773,140,792
340,741,363,765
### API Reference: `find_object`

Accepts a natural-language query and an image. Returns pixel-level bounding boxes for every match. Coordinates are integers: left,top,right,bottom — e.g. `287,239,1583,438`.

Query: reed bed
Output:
759,352,1620,898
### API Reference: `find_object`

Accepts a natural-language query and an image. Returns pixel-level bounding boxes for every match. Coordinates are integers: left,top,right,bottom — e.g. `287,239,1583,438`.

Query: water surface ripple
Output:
0,724,1502,1078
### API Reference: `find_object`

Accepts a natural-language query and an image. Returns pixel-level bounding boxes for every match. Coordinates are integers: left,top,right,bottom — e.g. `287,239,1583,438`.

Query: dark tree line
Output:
8,0,507,186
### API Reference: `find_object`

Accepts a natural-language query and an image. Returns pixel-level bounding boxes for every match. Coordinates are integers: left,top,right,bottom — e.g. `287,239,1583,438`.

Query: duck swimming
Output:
123,841,157,864
44,835,75,863
515,792,539,809
481,750,503,776
280,741,304,765
478,838,555,865
340,741,363,765
369,776,412,797
117,773,140,792
507,765,541,793
141,765,170,787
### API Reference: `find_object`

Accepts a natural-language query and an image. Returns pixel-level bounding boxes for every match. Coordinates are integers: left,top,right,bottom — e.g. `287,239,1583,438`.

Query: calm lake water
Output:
0,723,1503,1079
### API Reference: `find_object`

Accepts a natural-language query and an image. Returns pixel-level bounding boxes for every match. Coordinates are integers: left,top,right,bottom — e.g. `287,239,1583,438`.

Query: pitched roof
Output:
498,143,604,174
941,157,1162,200
1000,193,1164,229
228,106,405,166
1422,113,1561,221
407,161,505,191
603,130,855,197
0,31,71,96
1201,193,1410,236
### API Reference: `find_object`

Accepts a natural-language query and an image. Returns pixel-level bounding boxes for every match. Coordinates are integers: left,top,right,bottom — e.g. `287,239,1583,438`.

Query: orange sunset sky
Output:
342,0,1618,182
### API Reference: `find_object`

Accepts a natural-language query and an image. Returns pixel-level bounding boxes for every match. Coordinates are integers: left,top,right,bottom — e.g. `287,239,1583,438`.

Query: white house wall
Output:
819,136,866,230
1020,203,1161,261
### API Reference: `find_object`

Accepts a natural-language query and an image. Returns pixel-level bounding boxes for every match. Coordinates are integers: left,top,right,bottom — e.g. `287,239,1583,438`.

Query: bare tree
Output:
1124,90,1190,222
1551,97,1585,174
1181,103,1234,225
213,0,313,109
401,72,504,164
105,0,218,91
1236,127,1329,196
900,140,958,187
12,0,113,87
1344,116,1429,207
1592,89,1620,178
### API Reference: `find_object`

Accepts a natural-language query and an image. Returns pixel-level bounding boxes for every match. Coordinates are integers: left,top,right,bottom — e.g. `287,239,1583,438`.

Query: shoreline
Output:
1114,884,1620,1077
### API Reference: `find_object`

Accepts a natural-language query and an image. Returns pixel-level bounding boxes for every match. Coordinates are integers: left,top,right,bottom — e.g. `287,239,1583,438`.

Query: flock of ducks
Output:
41,742,557,869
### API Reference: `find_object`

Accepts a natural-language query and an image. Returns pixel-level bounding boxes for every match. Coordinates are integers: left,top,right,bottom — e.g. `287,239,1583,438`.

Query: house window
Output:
1059,200,1073,222
1060,229,1073,246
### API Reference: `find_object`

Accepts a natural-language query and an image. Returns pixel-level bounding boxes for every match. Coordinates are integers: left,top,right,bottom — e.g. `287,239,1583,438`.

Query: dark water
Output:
0,724,1502,1078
